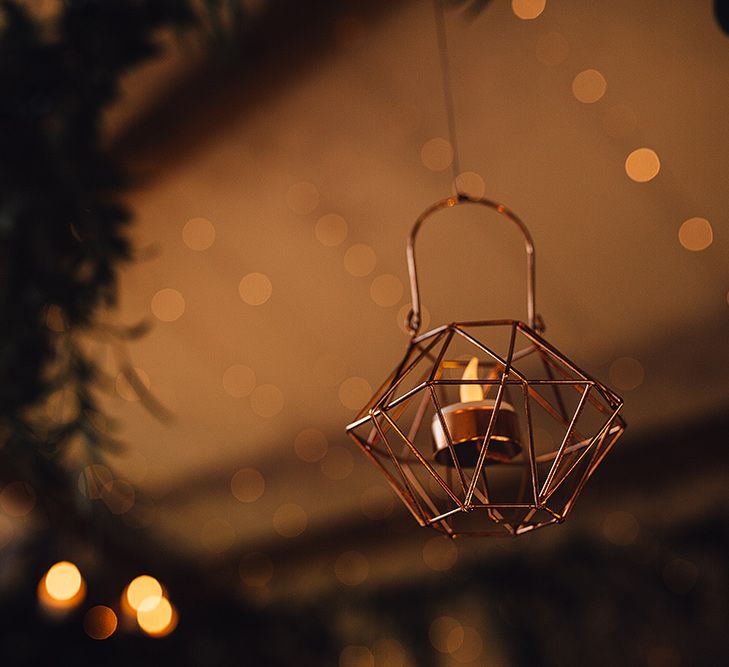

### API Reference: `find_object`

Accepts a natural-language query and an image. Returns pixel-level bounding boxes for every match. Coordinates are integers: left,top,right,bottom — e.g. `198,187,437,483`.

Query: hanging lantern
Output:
345,194,626,537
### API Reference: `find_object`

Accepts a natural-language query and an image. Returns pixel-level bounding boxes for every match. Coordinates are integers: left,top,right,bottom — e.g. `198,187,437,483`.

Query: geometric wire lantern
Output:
346,194,626,538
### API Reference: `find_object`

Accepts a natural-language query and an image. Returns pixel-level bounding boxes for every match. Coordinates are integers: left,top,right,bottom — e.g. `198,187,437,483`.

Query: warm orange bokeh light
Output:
45,561,82,601
625,148,660,182
137,597,177,637
84,605,118,640
512,0,547,20
126,575,163,612
572,69,607,103
678,217,713,251
38,561,85,614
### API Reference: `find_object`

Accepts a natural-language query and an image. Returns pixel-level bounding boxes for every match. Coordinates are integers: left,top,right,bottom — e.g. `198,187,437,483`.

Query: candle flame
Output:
460,357,484,403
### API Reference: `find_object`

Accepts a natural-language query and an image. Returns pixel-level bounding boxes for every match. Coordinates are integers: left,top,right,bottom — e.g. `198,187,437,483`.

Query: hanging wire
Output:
433,0,463,193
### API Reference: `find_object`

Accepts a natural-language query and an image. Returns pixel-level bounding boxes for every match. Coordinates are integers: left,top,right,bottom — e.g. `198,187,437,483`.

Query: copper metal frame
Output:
345,194,626,538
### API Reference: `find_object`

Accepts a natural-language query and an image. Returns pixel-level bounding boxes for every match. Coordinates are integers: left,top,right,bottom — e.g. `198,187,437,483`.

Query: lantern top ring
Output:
405,193,542,336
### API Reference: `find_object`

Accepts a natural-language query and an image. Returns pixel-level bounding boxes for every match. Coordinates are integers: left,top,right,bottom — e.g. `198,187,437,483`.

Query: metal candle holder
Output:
345,194,626,538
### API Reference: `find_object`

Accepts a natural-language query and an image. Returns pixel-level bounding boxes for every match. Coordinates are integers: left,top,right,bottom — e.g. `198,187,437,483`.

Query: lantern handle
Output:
406,193,542,337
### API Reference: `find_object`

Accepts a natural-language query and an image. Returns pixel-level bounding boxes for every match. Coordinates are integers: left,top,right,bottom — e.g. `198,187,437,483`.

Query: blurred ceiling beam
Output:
162,408,729,598
110,0,407,177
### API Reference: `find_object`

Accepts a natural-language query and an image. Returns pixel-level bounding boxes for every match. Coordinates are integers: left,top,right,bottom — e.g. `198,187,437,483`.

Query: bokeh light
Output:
334,550,369,586
420,138,453,171
239,552,274,589
0,516,13,550
429,616,463,653
37,573,85,615
0,481,36,517
370,274,403,307
151,288,185,322
609,356,645,391
512,0,546,20
453,171,485,198
678,217,713,251
602,510,640,546
101,479,136,515
272,503,308,538
452,626,484,662
137,596,177,637
222,364,256,398
286,181,319,215
373,638,411,667
315,213,348,247
182,217,216,251
115,367,151,402
422,536,458,571
126,575,163,612
239,272,273,306
359,486,394,520
250,383,284,418
44,561,82,602
231,467,265,503
78,464,113,500
339,376,372,410
84,606,118,640
344,243,377,277
572,69,607,103
625,148,660,182
294,428,329,463
320,446,355,480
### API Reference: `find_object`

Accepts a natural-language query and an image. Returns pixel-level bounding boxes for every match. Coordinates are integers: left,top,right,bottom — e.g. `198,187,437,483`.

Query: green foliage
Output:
0,0,193,511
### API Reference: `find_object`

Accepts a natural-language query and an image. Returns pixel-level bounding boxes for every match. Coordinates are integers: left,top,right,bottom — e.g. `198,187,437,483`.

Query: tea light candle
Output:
432,357,522,467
